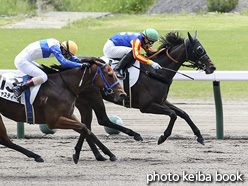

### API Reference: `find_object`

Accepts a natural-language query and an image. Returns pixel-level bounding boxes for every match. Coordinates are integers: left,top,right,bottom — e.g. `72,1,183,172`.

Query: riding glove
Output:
81,62,90,68
151,61,161,69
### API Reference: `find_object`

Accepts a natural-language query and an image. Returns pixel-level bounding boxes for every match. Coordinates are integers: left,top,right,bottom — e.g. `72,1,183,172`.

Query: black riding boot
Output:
114,51,136,79
12,80,31,98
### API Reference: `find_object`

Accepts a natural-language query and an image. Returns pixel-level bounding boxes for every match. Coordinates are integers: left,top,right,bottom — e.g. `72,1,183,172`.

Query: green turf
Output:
0,14,248,100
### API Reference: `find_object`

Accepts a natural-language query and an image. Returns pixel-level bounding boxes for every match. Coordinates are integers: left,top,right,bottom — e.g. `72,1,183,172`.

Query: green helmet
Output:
142,28,159,42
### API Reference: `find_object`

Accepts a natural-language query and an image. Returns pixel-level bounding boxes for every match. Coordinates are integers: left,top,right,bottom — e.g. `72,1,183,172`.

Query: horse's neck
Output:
158,44,186,80
58,68,91,95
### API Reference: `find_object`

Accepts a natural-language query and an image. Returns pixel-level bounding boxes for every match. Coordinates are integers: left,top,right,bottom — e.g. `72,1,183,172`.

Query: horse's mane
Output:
158,31,184,50
40,57,106,74
147,31,184,57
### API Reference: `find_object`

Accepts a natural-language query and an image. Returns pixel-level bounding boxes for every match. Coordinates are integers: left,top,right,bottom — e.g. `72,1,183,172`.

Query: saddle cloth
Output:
100,56,140,87
0,72,40,105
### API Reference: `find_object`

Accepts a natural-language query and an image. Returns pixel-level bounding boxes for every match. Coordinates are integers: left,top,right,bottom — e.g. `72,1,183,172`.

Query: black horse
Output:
74,31,216,162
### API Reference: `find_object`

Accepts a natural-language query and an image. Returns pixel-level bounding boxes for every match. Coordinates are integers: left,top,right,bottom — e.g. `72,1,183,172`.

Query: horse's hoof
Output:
110,156,119,162
35,156,44,162
96,154,107,161
73,154,79,164
197,137,205,146
158,135,166,145
134,134,143,141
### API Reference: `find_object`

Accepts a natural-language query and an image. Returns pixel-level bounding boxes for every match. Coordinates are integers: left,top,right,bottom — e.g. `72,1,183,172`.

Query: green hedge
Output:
0,0,36,15
0,0,156,15
207,0,239,13
55,0,156,14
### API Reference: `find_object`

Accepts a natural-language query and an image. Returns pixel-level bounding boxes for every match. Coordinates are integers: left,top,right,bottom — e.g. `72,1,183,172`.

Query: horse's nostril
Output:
120,93,127,99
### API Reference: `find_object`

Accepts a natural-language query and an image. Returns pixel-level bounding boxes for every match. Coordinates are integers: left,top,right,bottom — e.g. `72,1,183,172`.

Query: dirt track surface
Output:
0,100,247,185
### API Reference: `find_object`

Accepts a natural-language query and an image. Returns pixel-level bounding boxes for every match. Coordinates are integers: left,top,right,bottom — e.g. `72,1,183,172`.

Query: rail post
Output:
213,81,224,139
17,122,25,139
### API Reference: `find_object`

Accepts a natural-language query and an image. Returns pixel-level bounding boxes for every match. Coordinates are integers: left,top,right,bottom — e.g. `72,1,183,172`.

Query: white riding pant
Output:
103,40,132,59
15,51,47,85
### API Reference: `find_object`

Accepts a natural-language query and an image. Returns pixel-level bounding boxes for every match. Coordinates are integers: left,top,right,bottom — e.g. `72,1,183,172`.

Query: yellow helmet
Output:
61,40,78,56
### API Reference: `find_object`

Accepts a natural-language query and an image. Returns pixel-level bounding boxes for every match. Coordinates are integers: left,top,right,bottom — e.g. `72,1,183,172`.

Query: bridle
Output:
91,63,120,95
183,39,209,71
58,63,119,97
148,38,209,71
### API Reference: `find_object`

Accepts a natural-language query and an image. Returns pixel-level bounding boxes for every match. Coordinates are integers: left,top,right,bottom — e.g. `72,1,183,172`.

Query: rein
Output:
166,49,178,63
147,48,178,64
91,63,119,95
78,67,88,87
132,65,194,81
145,45,193,80
161,67,194,80
147,48,166,59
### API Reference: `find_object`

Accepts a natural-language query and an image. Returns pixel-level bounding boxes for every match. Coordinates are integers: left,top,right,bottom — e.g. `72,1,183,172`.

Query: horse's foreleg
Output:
89,95,143,141
76,103,107,161
140,102,177,145
71,114,107,162
70,114,85,164
0,116,43,162
95,111,143,141
79,126,118,162
164,101,204,145
53,116,118,163
52,115,88,163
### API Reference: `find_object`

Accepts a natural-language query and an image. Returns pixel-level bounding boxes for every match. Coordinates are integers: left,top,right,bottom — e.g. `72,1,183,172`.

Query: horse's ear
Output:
193,31,197,39
188,32,194,43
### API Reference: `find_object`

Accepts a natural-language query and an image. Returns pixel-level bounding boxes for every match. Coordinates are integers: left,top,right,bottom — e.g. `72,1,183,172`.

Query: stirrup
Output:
12,86,23,98
115,70,126,80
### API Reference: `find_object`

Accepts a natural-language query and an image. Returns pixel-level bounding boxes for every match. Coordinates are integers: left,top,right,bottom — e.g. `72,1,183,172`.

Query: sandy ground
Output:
0,100,247,186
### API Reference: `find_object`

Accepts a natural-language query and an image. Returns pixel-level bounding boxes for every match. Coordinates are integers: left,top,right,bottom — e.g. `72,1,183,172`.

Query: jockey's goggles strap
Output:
66,41,71,57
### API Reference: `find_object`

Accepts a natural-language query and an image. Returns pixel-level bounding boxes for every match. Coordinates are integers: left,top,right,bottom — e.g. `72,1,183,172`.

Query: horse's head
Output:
185,31,216,74
89,59,127,102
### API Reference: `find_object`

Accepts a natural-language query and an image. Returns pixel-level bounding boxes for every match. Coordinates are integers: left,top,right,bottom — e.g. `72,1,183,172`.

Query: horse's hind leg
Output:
140,102,177,144
0,139,44,162
164,100,204,145
0,116,44,162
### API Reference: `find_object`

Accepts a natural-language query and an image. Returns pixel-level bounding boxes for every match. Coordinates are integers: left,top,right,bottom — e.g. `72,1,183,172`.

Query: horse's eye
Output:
108,74,114,78
196,46,204,55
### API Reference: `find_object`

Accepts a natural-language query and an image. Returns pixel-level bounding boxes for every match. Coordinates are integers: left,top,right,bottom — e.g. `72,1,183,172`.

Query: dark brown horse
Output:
0,59,126,162
74,31,216,161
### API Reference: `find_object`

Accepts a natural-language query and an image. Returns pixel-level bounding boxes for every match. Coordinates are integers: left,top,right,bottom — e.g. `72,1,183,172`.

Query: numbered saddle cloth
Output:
0,73,41,123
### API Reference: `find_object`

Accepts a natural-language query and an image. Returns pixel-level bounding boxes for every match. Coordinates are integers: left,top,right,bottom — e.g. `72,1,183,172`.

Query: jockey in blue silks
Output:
12,39,83,98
